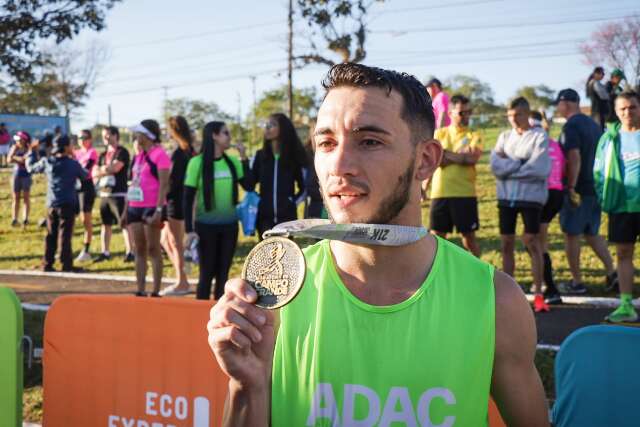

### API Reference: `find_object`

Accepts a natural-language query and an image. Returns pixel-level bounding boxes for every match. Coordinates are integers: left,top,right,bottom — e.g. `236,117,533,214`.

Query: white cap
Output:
129,123,156,141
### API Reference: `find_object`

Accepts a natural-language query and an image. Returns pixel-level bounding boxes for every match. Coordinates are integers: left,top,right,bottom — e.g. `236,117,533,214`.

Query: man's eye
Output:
361,139,382,147
316,139,334,148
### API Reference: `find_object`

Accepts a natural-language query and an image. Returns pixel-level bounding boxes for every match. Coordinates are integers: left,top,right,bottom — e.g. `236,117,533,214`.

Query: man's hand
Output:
185,232,198,249
207,279,277,390
568,188,581,208
235,142,248,161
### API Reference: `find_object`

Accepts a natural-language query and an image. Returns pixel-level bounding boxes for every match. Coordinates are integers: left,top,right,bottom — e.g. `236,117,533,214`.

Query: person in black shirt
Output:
554,88,617,295
159,115,195,296
27,135,87,272
250,113,307,238
585,66,609,131
94,126,133,262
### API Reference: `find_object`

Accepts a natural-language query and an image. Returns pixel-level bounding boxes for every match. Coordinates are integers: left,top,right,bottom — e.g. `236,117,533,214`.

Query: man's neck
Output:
514,125,531,135
329,233,436,306
622,123,640,132
565,110,579,120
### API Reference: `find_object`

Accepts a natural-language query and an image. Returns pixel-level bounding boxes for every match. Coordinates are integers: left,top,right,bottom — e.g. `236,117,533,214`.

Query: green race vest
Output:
272,237,495,426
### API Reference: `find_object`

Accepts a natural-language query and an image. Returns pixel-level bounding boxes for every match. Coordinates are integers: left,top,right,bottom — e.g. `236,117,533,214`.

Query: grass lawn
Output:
11,125,639,422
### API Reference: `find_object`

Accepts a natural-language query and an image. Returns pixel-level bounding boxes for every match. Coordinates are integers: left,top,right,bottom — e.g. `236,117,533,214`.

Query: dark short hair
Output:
450,94,470,106
616,90,640,105
509,96,530,111
141,119,161,142
322,63,435,140
105,126,120,140
426,77,442,88
529,111,543,121
81,129,92,139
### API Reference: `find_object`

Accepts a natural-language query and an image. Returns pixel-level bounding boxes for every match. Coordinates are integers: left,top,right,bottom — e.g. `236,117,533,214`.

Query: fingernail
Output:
253,330,262,342
257,314,266,325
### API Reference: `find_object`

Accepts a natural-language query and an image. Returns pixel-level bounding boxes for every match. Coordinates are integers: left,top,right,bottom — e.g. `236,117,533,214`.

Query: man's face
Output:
615,97,640,129
611,75,621,85
314,86,423,225
102,129,112,146
79,131,92,148
450,102,472,127
507,106,530,129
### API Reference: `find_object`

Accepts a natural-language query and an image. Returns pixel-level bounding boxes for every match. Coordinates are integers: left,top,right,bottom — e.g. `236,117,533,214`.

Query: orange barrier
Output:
489,397,506,426
43,294,507,426
43,295,226,427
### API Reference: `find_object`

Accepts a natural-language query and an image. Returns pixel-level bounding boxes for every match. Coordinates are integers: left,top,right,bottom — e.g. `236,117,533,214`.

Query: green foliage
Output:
513,84,556,110
163,98,233,130
252,85,320,127
442,74,503,116
0,0,120,81
296,0,384,66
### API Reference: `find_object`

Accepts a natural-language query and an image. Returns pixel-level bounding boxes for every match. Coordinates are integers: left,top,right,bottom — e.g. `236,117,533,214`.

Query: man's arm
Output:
491,270,549,426
566,148,581,191
508,132,551,180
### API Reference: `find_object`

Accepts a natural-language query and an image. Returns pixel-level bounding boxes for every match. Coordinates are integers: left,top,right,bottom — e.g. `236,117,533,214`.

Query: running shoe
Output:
94,253,111,263
42,265,56,272
39,217,47,228
544,289,563,305
62,266,85,273
558,280,588,295
533,294,550,313
75,251,92,262
159,284,191,296
124,252,135,263
605,271,619,293
11,219,18,227
605,302,639,323
22,219,29,227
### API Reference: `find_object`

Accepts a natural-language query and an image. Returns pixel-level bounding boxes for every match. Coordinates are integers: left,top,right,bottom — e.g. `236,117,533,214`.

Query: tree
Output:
1,0,120,81
513,85,555,110
580,16,640,89
441,75,501,115
296,0,385,67
163,98,233,130
0,72,60,115
252,86,320,128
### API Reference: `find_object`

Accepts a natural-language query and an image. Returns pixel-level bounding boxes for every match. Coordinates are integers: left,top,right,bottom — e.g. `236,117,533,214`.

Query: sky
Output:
69,0,640,132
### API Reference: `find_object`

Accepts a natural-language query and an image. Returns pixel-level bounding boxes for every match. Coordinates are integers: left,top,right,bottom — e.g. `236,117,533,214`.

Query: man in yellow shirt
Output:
430,94,483,256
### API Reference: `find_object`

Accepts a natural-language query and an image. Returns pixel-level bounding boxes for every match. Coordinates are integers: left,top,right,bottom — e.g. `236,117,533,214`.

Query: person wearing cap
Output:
425,77,450,130
125,120,171,297
554,88,618,295
594,90,640,323
606,68,627,124
8,131,37,227
429,94,483,257
490,97,551,313
74,129,99,262
27,135,88,272
0,123,10,167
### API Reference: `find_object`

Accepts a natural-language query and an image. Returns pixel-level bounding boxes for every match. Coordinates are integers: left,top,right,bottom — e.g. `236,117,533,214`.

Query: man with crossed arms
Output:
208,63,548,426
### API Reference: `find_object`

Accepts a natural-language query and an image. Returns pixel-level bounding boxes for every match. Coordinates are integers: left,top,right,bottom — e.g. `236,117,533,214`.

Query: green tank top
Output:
272,236,495,426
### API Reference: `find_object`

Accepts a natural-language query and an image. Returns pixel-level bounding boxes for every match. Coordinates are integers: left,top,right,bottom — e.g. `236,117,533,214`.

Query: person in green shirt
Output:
183,121,252,300
207,64,549,426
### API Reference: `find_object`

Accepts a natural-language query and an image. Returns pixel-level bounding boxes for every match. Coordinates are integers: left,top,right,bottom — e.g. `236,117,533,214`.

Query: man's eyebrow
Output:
313,125,392,137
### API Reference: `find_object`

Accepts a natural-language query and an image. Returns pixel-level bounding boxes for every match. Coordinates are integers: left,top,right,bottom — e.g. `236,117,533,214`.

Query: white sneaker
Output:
75,251,92,262
159,284,191,296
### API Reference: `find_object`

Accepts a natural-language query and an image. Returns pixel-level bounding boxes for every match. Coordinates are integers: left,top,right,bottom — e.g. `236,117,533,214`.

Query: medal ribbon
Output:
263,219,427,247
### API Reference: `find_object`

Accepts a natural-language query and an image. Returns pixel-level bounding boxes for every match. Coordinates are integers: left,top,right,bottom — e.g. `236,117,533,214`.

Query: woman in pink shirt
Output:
74,129,99,262
530,111,565,304
124,120,171,297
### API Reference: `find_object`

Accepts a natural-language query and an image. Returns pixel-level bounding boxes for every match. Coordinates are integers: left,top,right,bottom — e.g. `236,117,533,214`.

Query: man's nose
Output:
327,141,358,177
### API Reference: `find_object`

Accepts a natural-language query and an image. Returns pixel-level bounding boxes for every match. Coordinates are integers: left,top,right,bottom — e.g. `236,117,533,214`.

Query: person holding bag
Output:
183,121,252,300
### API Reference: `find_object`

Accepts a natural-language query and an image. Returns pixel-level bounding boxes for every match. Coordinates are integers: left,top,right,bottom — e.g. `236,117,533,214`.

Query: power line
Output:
113,20,283,49
372,12,639,35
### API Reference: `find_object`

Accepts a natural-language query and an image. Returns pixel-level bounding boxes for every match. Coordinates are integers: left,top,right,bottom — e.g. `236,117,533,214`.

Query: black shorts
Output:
166,196,184,220
78,184,96,213
540,189,565,224
100,197,125,226
609,212,640,243
126,206,167,225
430,197,479,234
498,205,542,235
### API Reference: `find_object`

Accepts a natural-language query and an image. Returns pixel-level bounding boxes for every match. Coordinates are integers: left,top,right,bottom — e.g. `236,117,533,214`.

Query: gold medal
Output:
241,237,306,309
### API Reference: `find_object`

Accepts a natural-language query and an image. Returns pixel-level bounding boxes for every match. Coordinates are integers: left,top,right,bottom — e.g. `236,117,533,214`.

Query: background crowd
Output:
2,65,638,324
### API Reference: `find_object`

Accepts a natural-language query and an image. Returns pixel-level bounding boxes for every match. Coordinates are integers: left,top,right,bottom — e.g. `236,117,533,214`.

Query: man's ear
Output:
415,138,442,181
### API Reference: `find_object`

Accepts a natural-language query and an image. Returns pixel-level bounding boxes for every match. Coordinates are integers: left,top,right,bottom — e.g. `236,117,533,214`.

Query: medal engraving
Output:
242,237,306,309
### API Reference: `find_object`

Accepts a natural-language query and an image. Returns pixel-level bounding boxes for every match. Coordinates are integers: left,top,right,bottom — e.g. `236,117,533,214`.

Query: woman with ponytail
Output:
183,121,252,300
160,115,195,296
251,113,307,237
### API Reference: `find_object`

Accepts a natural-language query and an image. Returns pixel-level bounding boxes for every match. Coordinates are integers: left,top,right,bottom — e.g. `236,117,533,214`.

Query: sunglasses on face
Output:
456,110,472,116
221,130,230,136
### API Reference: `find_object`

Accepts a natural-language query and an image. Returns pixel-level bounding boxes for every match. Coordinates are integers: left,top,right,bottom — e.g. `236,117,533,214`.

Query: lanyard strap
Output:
263,219,427,246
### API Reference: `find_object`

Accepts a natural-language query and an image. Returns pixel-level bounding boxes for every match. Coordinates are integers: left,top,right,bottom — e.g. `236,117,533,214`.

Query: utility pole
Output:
250,75,257,156
108,104,112,126
162,86,169,120
287,0,294,119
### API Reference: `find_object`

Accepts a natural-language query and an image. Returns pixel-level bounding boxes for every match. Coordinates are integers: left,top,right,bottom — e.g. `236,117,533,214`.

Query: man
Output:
208,64,548,426
27,135,87,272
0,123,10,167
555,88,618,294
430,94,483,256
425,77,450,129
594,91,640,322
75,129,98,262
93,126,134,263
605,69,626,124
490,97,551,313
